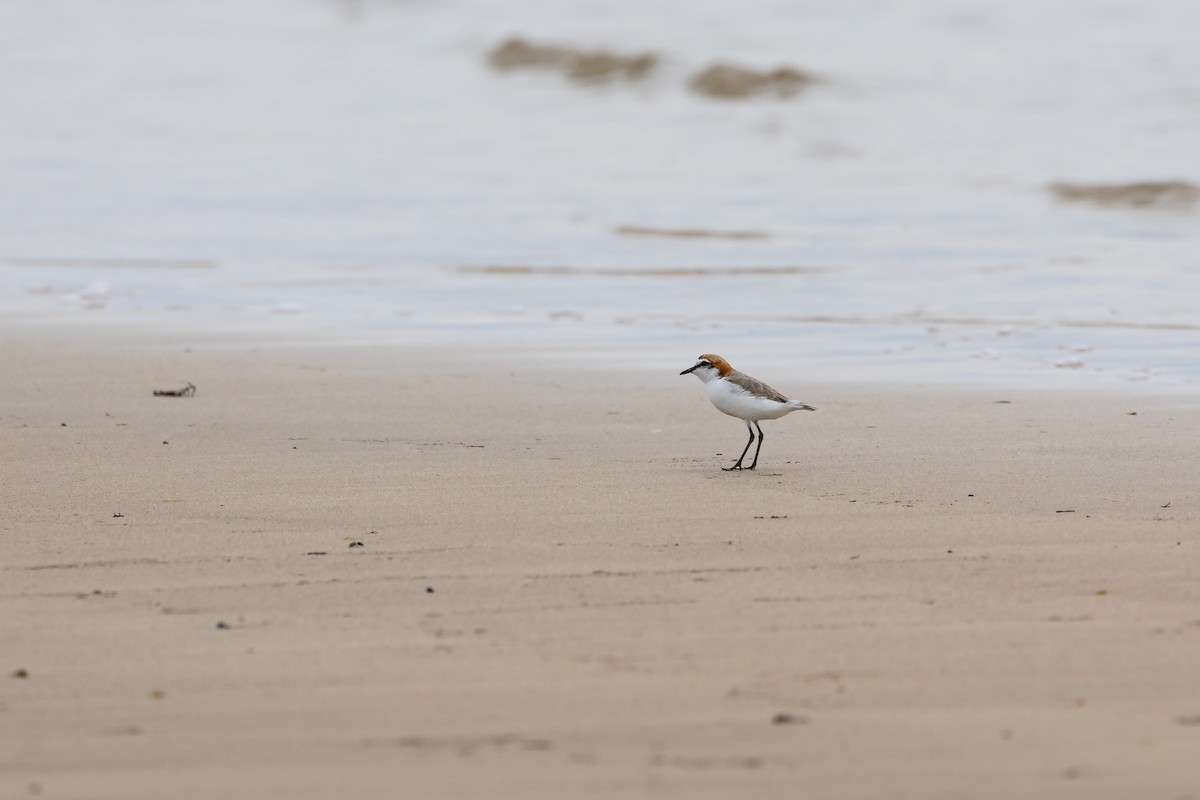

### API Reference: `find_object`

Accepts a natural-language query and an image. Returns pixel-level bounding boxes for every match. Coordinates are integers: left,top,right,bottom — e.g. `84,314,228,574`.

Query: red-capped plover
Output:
680,353,816,471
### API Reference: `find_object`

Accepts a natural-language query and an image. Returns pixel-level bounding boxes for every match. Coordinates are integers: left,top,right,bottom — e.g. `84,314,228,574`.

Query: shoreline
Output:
4,314,1197,394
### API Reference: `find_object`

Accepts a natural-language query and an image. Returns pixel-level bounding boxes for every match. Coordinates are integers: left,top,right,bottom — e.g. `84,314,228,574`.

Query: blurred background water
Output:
2,0,1198,386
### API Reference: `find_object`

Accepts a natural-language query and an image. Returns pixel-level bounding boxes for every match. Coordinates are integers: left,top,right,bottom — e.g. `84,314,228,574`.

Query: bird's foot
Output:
723,464,744,472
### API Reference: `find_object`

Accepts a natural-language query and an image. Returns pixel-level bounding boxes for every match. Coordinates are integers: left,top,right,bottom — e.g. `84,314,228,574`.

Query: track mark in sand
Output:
365,732,553,755
422,597,697,620
21,557,169,572
344,438,487,448
525,565,768,581
731,669,871,709
649,753,768,771
752,593,889,604
17,589,119,601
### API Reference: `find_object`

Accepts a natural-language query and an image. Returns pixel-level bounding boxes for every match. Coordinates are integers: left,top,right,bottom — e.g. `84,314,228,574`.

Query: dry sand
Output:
3,330,1199,799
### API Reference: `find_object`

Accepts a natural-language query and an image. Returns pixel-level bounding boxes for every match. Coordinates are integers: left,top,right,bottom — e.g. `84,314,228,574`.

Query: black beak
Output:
680,365,696,375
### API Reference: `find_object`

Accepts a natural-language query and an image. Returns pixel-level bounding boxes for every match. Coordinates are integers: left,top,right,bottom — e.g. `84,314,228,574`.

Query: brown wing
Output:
726,370,789,403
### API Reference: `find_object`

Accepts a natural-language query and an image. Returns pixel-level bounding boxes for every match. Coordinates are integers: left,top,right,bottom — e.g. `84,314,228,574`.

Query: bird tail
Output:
788,400,817,411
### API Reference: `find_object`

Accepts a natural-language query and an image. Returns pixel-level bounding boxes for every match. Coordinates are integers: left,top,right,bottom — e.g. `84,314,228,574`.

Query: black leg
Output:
747,422,764,470
723,421,755,471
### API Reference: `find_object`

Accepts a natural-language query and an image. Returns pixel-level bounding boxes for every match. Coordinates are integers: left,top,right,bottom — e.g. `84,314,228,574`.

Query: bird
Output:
680,354,815,471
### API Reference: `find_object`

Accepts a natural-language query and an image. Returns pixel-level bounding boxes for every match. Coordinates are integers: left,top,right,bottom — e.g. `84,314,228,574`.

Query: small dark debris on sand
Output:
689,62,816,100
772,712,808,725
426,586,435,594
12,668,29,679
349,541,364,548
306,551,328,556
1048,181,1200,210
489,37,657,83
153,382,196,397
215,621,230,630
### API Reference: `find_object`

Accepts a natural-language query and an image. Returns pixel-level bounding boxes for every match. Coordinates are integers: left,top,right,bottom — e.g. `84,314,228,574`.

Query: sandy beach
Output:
4,1,1199,795
2,329,1198,799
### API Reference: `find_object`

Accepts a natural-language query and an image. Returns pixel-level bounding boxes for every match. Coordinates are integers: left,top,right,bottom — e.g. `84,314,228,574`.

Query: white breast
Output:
705,378,796,421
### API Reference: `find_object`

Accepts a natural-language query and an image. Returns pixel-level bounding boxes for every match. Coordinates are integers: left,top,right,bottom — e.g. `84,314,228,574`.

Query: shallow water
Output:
2,0,1198,387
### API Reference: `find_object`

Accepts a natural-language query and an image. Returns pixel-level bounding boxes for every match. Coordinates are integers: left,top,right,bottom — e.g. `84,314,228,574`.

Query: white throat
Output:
689,365,721,384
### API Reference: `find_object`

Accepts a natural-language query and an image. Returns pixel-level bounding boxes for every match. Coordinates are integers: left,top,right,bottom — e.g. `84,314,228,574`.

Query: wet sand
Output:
688,62,816,99
613,226,771,240
1048,180,1200,209
3,330,1199,799
488,37,657,83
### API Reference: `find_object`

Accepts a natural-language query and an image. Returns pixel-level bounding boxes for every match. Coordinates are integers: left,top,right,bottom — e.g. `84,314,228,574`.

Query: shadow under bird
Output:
680,354,816,471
